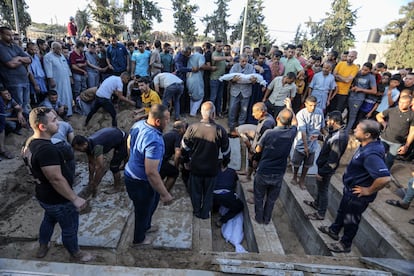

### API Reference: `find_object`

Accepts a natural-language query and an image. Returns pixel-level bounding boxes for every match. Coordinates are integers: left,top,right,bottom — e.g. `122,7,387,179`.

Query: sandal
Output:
327,242,351,253
318,226,339,241
385,199,409,210
305,212,324,220
303,200,318,211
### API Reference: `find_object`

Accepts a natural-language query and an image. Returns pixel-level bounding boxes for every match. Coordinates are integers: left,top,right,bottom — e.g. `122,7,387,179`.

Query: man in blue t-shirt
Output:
106,35,129,76
124,104,173,246
318,119,391,253
253,100,297,224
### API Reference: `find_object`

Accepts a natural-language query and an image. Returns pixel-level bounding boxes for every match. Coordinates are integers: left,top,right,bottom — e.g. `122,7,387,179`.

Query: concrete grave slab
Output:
360,257,414,276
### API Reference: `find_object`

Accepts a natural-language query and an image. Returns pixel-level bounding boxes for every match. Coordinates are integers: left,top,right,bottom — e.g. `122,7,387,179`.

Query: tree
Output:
383,2,414,69
172,0,198,45
230,0,273,47
202,0,231,43
0,0,31,35
124,0,162,41
89,0,125,38
304,0,357,55
75,8,91,38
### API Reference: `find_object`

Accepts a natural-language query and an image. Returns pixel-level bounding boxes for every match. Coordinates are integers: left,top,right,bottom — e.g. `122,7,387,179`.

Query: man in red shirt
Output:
69,41,87,99
67,16,77,44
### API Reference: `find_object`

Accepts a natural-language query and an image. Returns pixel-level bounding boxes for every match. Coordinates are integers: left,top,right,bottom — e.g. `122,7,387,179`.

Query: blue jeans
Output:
228,94,250,131
73,73,87,99
381,138,401,169
403,178,414,205
124,175,160,243
254,173,283,223
7,83,31,114
329,191,369,248
162,83,184,119
87,71,100,88
210,79,223,114
38,201,80,255
189,174,216,219
315,173,333,217
345,96,364,132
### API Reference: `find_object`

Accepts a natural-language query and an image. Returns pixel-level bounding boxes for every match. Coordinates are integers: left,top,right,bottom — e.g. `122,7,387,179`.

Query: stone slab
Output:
360,257,414,276
0,258,215,276
55,163,133,248
151,209,192,250
294,263,391,275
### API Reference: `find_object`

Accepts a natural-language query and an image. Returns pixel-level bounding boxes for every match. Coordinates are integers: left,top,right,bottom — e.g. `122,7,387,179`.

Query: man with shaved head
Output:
181,101,230,219
253,98,297,224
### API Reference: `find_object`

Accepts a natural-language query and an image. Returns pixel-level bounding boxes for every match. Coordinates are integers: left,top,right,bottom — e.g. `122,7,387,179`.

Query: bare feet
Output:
291,176,298,185
299,179,307,190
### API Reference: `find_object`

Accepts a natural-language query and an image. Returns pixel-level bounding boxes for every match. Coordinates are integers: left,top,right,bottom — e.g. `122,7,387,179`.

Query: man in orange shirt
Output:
328,50,359,113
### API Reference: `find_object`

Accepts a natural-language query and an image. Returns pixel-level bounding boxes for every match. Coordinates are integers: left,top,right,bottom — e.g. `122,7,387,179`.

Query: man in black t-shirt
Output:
376,95,414,169
72,127,128,197
160,121,186,191
28,107,92,262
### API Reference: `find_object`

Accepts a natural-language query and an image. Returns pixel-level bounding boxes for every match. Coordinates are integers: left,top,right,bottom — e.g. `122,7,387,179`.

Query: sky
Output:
25,0,410,44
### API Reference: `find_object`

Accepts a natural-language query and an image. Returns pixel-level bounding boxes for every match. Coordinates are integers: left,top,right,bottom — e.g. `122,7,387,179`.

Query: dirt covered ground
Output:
0,107,400,271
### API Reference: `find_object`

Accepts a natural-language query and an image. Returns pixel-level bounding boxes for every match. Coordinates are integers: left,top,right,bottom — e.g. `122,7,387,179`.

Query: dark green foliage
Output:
384,2,414,69
172,0,198,45
0,0,32,35
124,0,162,41
202,0,230,43
230,0,273,47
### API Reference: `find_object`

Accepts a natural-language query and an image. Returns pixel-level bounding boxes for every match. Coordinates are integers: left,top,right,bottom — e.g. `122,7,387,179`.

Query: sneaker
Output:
35,243,49,258
70,250,94,262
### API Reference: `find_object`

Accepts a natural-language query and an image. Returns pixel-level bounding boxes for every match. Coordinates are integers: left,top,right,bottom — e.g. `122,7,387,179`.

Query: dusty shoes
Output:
70,250,94,262
35,243,49,258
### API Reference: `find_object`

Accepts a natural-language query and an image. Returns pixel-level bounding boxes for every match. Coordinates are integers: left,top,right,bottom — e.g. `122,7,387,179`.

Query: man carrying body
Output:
182,101,231,219
124,104,173,245
228,54,256,135
304,111,349,220
319,120,391,253
85,72,135,127
72,127,128,197
253,99,297,224
27,107,92,261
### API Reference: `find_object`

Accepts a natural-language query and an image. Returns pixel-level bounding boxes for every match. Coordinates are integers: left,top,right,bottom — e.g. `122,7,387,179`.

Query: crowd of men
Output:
1,21,414,261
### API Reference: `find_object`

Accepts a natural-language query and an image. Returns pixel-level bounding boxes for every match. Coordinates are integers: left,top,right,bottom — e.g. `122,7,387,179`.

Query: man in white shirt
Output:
85,72,135,127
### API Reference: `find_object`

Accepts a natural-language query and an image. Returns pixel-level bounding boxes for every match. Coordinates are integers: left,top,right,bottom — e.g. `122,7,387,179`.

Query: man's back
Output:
182,120,229,177
257,126,297,175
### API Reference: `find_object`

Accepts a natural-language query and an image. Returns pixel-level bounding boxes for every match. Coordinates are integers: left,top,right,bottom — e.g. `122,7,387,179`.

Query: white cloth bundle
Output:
219,73,267,86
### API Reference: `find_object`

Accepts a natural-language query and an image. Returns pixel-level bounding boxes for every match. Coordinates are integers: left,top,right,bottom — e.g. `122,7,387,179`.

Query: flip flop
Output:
385,199,409,210
305,212,324,220
303,200,318,211
327,242,351,253
318,226,339,241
